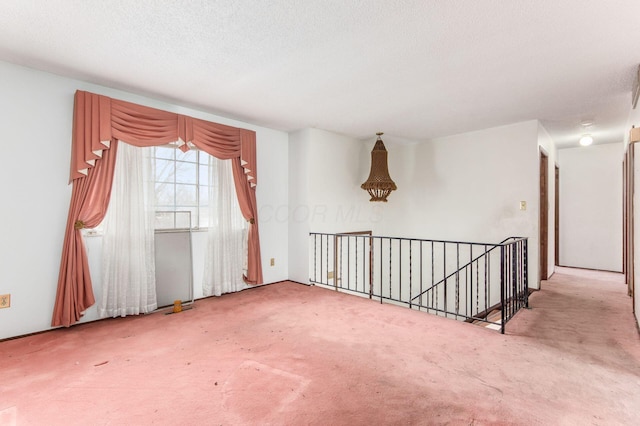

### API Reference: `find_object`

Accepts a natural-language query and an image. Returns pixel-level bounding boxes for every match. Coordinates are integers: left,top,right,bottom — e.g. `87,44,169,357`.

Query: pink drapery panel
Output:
230,130,262,284
190,126,262,284
53,90,262,327
53,142,118,326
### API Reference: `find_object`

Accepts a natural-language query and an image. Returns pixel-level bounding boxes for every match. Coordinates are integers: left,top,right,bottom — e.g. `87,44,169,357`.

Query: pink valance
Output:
70,92,257,187
53,90,262,327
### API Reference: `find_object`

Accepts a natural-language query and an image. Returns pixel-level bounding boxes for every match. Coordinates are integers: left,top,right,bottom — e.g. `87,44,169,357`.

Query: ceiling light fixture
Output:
579,120,594,147
361,132,397,202
579,134,593,146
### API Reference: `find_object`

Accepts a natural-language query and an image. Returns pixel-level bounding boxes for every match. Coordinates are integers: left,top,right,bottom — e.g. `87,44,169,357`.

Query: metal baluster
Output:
476,257,479,318
321,234,325,284
355,236,358,293
389,238,392,302
524,239,529,308
313,234,317,283
505,242,510,320
346,236,350,291
380,238,384,303
339,235,343,289
443,242,447,318
469,245,473,318
500,245,505,334
409,240,413,308
512,242,517,316
419,241,423,309
325,234,329,285
362,236,366,295
431,241,438,314
399,239,402,303
486,245,490,315
362,236,366,293
455,243,460,316
508,242,512,320
518,240,524,308
520,240,525,307
369,236,373,299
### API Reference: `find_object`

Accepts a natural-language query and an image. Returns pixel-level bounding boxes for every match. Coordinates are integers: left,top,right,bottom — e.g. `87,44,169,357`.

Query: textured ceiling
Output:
1,1,639,148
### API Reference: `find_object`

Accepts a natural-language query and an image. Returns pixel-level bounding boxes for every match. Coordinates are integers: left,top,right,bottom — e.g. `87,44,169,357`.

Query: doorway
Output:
623,144,634,308
555,165,559,266
540,151,549,282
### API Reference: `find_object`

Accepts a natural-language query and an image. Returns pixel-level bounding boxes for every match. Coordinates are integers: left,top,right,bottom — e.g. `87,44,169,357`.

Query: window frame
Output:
152,143,211,231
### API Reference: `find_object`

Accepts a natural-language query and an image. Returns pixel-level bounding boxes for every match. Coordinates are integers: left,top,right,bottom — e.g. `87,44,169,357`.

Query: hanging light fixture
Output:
361,132,397,202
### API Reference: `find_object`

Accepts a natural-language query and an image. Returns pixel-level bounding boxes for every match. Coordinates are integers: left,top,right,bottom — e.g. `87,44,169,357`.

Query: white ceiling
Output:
1,1,639,148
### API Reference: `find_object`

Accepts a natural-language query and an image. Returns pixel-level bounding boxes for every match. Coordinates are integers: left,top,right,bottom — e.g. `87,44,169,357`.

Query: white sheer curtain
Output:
99,142,157,317
202,156,248,296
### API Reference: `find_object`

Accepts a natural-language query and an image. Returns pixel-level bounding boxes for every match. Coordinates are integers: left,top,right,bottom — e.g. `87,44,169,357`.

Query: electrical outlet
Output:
270,258,275,266
0,294,10,309
519,201,527,211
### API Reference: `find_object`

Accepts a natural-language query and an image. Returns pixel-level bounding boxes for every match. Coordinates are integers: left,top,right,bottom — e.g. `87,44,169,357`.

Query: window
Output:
153,143,211,230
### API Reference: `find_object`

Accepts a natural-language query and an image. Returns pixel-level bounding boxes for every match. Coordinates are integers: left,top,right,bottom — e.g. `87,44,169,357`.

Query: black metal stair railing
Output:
410,237,513,302
309,232,528,333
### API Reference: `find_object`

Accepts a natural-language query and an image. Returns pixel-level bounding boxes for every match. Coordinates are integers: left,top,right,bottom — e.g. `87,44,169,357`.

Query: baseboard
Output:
556,264,623,274
288,280,312,286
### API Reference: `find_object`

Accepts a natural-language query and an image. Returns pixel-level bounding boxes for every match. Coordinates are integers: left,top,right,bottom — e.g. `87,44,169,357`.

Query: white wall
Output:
0,60,289,339
558,144,622,272
288,121,542,289
287,128,381,283
402,121,541,288
287,129,311,283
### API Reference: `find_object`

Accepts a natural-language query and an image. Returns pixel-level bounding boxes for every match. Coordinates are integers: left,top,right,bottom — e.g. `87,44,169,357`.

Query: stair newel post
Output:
512,241,518,317
524,238,529,308
334,234,338,291
500,244,506,334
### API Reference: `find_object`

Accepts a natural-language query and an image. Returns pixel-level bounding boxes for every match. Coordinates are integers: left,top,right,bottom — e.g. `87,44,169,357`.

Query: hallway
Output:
1,268,639,425
507,266,640,423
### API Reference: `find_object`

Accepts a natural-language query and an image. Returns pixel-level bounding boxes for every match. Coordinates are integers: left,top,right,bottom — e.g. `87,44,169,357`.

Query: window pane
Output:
176,184,197,205
155,146,175,160
150,147,220,230
175,208,196,229
155,211,175,230
155,182,175,206
199,208,210,228
198,151,211,165
176,161,197,184
199,164,210,185
155,158,175,182
176,148,197,162
199,185,210,206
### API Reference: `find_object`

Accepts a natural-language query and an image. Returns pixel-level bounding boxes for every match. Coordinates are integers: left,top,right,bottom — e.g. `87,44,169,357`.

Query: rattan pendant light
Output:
361,132,397,202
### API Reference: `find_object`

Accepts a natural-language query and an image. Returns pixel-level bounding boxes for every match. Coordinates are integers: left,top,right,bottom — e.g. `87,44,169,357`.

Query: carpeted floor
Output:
1,267,639,425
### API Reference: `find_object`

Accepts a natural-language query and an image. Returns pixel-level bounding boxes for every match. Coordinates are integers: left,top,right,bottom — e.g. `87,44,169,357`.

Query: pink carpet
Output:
1,268,639,425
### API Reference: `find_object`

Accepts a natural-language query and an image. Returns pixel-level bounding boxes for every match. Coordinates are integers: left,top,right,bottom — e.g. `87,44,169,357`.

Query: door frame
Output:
623,144,634,311
555,165,560,266
539,150,549,283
